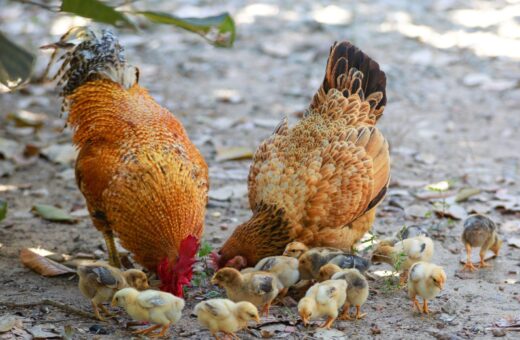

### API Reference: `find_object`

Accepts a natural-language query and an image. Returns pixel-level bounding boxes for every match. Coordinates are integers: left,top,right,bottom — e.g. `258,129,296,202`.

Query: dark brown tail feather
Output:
312,41,387,119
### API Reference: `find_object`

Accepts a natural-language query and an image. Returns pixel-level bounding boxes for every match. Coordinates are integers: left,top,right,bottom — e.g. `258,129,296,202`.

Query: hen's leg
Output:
102,229,121,268
462,244,477,272
261,303,271,317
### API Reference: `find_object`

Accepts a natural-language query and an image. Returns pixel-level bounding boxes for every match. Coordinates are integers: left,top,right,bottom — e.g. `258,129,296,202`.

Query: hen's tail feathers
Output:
309,41,387,124
42,27,138,112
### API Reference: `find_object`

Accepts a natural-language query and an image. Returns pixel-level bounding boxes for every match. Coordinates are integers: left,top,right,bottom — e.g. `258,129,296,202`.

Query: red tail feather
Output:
157,235,200,297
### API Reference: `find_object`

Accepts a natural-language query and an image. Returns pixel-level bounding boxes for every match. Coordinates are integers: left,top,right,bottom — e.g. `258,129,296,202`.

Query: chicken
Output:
242,256,299,296
407,262,446,315
395,224,430,242
112,288,185,337
214,41,389,269
282,241,309,259
45,28,208,296
371,235,434,284
331,267,369,320
299,247,369,280
298,279,347,329
461,214,502,271
194,299,260,340
211,268,283,317
77,263,148,320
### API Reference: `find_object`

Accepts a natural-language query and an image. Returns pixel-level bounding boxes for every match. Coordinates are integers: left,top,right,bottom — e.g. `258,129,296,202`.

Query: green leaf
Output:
136,11,236,47
198,242,213,258
32,204,76,223
0,32,35,89
0,200,7,221
61,0,133,28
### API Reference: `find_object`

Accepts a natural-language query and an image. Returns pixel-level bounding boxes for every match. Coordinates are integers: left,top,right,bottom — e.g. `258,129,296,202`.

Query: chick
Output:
328,254,370,274
371,235,434,284
112,288,184,337
407,262,446,314
461,214,502,271
282,241,309,259
243,256,299,297
330,267,369,320
194,299,260,339
298,279,347,329
77,263,149,320
297,247,346,280
395,224,430,241
211,268,282,317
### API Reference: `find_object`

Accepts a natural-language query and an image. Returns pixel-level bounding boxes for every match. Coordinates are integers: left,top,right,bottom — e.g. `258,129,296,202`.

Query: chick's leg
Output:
261,302,271,317
355,305,366,319
91,301,104,321
411,296,422,313
339,303,352,320
148,323,171,338
132,324,161,335
98,304,114,317
102,229,121,268
478,249,491,268
422,299,429,315
319,316,335,329
463,244,477,272
399,271,408,286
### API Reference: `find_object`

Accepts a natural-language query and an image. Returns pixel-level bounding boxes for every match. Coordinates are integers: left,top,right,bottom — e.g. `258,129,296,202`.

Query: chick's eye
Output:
432,278,437,283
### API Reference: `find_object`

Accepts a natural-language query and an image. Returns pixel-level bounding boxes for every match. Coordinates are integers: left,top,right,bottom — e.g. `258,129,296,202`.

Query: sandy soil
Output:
1,0,519,339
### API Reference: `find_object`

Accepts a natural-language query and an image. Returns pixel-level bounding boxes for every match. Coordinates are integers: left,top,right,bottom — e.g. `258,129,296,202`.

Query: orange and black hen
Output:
46,28,208,296
214,41,390,268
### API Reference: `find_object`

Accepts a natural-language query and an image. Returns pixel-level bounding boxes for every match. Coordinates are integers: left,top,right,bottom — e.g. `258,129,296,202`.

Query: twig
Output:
0,299,97,320
251,320,297,329
11,0,60,12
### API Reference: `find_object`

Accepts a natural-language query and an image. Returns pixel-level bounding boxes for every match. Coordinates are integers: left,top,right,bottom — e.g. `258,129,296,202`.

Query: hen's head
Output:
210,251,248,270
157,235,200,297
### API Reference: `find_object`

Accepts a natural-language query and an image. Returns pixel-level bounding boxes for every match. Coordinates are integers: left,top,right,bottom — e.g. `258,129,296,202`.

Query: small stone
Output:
491,329,506,337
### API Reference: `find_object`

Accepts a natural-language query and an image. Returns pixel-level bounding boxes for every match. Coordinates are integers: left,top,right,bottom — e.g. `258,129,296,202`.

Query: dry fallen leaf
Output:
0,315,16,333
508,237,520,248
215,146,253,162
20,248,75,277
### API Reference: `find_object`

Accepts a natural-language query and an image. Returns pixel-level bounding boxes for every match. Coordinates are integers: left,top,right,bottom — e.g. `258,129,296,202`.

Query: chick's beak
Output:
301,314,309,326
111,298,117,307
255,315,260,323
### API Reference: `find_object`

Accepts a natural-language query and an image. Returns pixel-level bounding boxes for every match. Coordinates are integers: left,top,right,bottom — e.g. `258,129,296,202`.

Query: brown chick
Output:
282,241,309,259
211,268,282,317
215,41,389,269
298,247,345,280
371,235,434,285
77,263,148,320
407,262,446,315
461,214,502,271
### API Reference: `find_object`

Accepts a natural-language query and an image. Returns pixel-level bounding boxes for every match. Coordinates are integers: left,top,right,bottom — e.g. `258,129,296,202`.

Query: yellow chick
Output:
112,288,185,337
461,214,502,271
298,279,347,329
243,256,299,297
77,263,149,320
407,262,446,315
371,235,434,284
211,268,282,317
194,298,260,339
298,247,345,280
282,241,309,259
331,268,369,320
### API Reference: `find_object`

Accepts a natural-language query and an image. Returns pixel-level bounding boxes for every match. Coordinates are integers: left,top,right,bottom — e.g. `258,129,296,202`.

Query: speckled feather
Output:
220,41,390,266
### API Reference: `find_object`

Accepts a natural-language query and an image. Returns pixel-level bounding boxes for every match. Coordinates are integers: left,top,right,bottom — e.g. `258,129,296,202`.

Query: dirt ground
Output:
1,0,519,339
